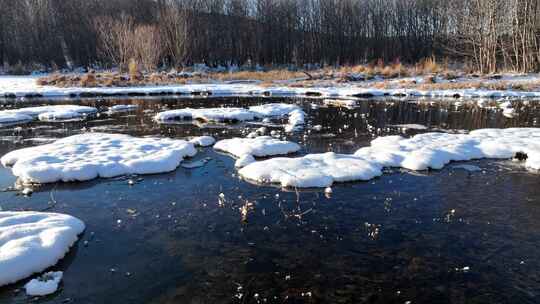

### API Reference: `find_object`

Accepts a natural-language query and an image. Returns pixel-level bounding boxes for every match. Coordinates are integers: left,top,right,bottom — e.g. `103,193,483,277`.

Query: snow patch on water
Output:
4,75,539,99
235,154,256,168
214,136,300,158
239,152,383,188
189,136,216,147
0,105,97,124
0,112,32,125
155,107,256,123
0,212,84,286
240,128,540,188
107,105,138,113
155,104,305,132
1,133,197,184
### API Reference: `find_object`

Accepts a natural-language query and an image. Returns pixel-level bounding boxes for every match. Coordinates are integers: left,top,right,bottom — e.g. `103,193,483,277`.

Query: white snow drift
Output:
107,104,138,113
354,128,540,171
155,103,306,132
155,107,256,123
239,152,383,188
214,136,301,159
189,136,216,147
3,75,540,99
0,112,32,125
0,105,97,124
239,128,540,188
1,133,197,184
0,212,84,287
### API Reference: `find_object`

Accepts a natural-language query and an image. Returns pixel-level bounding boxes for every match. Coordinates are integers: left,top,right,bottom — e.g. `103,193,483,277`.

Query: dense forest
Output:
0,0,539,73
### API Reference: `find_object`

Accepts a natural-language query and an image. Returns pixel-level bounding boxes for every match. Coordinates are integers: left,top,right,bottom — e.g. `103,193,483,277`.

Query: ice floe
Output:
0,212,84,286
239,128,540,188
25,271,63,296
214,136,301,158
1,133,197,183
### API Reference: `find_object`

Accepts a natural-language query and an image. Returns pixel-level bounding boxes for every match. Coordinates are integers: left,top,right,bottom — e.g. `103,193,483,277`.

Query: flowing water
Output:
0,97,539,304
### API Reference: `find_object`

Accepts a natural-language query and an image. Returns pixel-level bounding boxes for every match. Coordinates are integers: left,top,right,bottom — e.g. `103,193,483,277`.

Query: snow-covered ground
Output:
0,212,84,287
1,133,197,184
240,128,540,188
3,75,540,99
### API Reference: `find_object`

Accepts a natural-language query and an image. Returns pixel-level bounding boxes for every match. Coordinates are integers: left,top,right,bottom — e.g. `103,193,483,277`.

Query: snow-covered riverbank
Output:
3,75,540,100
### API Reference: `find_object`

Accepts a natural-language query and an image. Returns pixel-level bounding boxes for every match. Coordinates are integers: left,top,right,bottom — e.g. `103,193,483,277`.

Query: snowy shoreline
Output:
3,76,540,100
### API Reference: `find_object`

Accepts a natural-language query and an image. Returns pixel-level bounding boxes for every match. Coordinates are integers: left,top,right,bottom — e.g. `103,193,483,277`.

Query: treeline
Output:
0,0,539,73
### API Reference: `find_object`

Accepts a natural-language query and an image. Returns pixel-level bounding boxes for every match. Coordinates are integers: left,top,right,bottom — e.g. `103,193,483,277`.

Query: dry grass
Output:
212,69,307,82
411,80,540,91
36,59,540,93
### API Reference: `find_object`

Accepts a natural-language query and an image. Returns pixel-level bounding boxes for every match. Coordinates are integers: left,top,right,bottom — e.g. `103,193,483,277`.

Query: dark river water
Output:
0,97,539,304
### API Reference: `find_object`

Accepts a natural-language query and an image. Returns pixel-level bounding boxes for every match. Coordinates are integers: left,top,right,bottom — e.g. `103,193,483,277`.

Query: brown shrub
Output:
128,59,143,81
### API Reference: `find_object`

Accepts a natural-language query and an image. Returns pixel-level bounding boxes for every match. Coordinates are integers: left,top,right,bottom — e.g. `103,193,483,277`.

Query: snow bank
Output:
0,212,84,286
25,271,63,296
239,152,383,188
2,75,540,99
0,112,32,125
214,136,301,158
1,133,197,184
239,128,540,188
